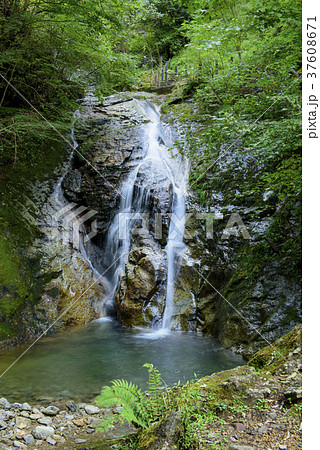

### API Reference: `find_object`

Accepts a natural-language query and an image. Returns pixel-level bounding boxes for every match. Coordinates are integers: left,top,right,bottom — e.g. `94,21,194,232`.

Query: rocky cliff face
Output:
161,99,302,358
0,92,301,357
61,92,198,331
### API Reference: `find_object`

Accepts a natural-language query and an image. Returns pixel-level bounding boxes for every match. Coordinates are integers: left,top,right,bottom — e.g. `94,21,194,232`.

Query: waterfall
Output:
162,190,187,329
83,99,188,329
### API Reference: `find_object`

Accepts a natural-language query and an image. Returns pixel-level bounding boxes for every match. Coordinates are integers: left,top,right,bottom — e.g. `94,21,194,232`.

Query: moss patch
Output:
248,324,302,374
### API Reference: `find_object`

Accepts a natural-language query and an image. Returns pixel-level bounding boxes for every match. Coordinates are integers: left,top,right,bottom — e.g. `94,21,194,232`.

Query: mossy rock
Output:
248,324,302,374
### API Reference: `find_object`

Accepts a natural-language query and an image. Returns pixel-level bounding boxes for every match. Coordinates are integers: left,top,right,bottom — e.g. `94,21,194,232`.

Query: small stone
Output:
77,403,88,409
13,403,22,409
75,439,87,444
73,419,85,427
269,412,277,420
21,403,32,412
279,446,287,450
20,411,30,418
103,408,113,416
0,418,7,428
258,425,268,434
38,417,53,426
84,405,100,415
0,398,10,408
43,406,60,416
232,422,246,432
13,440,27,448
66,400,77,412
32,425,55,439
23,434,35,445
16,417,31,428
15,429,26,439
229,446,255,450
29,413,43,420
46,436,56,445
87,417,101,428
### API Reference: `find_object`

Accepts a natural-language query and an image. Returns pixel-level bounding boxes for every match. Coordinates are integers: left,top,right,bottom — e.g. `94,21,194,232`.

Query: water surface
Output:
0,320,244,403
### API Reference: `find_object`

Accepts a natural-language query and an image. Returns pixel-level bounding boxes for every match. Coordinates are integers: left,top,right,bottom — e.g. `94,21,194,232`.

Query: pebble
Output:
73,419,85,427
232,422,246,432
32,425,55,440
0,418,8,428
21,404,32,412
66,400,77,412
13,440,27,448
43,406,60,416
29,413,43,420
13,403,22,409
46,436,56,445
269,412,277,420
84,405,100,415
279,446,287,450
75,439,87,444
258,425,268,434
23,435,35,446
87,417,101,428
37,417,53,426
16,417,31,428
229,445,255,450
0,398,11,408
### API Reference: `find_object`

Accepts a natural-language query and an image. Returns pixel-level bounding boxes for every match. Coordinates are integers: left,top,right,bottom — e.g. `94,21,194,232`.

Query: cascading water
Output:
0,95,246,403
95,100,188,328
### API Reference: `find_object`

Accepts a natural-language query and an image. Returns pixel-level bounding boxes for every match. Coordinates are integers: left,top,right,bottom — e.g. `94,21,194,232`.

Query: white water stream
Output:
93,100,188,328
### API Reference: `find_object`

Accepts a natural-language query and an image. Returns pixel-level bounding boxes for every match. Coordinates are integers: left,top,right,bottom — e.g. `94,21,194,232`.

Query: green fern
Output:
96,363,168,431
143,363,168,420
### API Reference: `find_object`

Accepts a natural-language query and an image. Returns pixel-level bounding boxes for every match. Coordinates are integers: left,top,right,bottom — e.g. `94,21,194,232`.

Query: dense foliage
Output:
167,0,302,279
0,0,301,341
0,0,140,164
